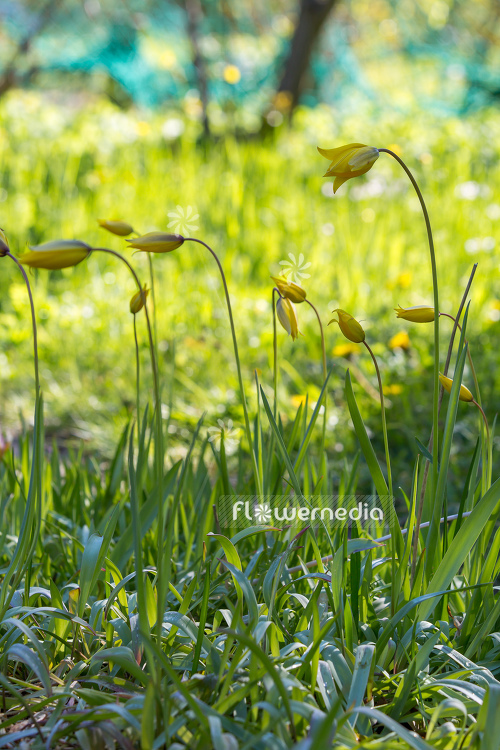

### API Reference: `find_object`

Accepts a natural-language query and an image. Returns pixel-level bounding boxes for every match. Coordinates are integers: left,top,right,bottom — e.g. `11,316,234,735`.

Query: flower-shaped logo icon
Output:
254,503,272,524
167,205,199,234
279,252,311,283
207,419,240,454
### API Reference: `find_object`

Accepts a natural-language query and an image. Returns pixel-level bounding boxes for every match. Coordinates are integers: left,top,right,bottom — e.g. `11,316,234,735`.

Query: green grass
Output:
1,90,500,747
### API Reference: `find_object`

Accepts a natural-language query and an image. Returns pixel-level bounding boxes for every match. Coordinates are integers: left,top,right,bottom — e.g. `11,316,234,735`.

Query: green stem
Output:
363,341,392,497
185,238,263,497
306,299,327,473
472,399,492,489
379,149,439,502
272,288,280,419
133,314,141,423
147,254,158,350
410,264,477,584
93,248,164,643
363,338,395,615
6,253,39,395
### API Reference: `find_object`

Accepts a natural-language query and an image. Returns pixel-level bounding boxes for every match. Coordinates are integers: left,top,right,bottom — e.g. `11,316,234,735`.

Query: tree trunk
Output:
277,0,337,113
185,0,210,137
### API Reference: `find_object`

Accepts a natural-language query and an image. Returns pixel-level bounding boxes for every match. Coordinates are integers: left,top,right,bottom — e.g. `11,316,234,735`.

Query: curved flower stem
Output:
472,398,492,489
272,288,280,419
362,341,393,497
185,238,263,497
305,299,328,468
439,313,481,402
133,314,141,423
363,339,395,614
305,300,327,381
147,254,158,349
6,253,39,395
439,312,490,490
379,149,439,500
93,247,164,642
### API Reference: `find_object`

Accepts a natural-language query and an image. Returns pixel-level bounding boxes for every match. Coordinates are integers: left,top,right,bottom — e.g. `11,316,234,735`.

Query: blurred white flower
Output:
167,205,199,234
207,418,240,453
279,252,311,283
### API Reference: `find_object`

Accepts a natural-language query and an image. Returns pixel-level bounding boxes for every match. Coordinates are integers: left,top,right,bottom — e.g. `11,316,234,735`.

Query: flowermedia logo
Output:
218,494,394,530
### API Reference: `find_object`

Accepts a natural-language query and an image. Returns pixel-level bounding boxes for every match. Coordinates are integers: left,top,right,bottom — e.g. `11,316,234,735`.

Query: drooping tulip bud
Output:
276,297,300,341
271,276,306,303
395,305,435,323
19,240,91,269
130,284,149,314
439,373,474,403
329,309,365,343
318,143,379,193
126,232,184,253
98,219,134,237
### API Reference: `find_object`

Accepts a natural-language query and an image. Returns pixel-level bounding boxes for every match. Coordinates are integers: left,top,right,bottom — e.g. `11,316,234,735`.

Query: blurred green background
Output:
1,0,499,490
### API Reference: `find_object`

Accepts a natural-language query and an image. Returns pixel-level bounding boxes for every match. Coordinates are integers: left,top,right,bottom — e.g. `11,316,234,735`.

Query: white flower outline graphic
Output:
254,503,272,524
207,418,240,454
279,252,311,283
167,205,199,234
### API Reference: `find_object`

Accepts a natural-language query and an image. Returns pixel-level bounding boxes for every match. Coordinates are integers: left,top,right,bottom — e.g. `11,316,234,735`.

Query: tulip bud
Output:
329,309,365,343
395,305,435,323
276,297,299,341
271,276,306,303
98,219,134,237
130,284,149,314
126,232,184,253
19,240,91,269
439,373,474,403
318,143,379,193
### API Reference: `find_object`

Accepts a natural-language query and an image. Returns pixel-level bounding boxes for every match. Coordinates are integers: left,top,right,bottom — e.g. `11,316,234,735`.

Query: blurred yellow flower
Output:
127,232,184,253
0,227,9,255
383,384,403,396
439,373,474,403
130,284,149,314
223,65,241,84
98,219,134,237
277,297,299,340
333,342,358,357
271,276,306,303
273,91,293,113
20,240,91,270
329,309,365,343
318,143,379,193
395,305,435,323
396,272,412,289
291,394,307,408
389,331,411,350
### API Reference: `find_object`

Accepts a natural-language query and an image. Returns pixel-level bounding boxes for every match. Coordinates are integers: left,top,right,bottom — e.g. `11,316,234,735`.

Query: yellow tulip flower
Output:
277,297,300,341
318,143,379,193
126,232,184,253
271,276,306,303
130,284,149,314
329,309,365,343
98,219,134,237
439,373,474,403
19,240,91,269
395,305,435,323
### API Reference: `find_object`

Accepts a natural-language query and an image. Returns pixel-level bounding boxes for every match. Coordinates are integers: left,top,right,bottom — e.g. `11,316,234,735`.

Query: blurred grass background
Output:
1,0,499,490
